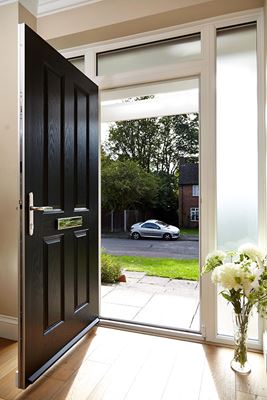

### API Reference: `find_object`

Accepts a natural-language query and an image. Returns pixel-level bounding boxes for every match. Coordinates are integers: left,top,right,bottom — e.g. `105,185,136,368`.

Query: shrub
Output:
101,253,122,283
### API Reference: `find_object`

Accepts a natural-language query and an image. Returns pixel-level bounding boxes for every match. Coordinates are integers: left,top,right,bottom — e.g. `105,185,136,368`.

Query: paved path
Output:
101,271,200,331
101,237,198,259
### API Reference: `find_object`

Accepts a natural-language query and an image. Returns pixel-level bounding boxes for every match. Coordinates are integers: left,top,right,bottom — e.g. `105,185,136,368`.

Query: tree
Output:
101,157,158,211
157,114,199,174
104,113,199,175
105,118,159,173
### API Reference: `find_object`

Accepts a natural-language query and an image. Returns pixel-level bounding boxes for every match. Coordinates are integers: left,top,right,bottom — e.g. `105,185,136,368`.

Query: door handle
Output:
29,192,53,236
30,206,53,212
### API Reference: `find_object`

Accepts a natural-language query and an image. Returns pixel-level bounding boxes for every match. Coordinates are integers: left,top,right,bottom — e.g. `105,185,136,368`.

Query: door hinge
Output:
201,324,206,338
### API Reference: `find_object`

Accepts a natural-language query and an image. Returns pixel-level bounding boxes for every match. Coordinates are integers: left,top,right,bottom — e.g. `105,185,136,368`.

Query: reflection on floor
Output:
0,327,266,400
101,271,199,330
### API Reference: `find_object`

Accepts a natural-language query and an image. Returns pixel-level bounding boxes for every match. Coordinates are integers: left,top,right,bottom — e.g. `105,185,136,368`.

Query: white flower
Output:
211,263,242,291
238,244,264,263
246,262,263,291
205,250,226,264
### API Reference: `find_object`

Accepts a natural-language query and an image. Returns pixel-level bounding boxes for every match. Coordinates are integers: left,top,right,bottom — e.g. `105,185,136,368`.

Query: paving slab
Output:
101,302,140,320
164,282,199,298
190,303,200,331
123,271,146,280
101,285,115,297
133,293,199,329
128,282,166,294
139,275,170,286
102,286,154,307
165,279,198,289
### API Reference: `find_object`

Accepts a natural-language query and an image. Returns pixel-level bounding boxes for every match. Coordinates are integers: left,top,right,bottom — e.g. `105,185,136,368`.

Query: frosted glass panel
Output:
68,56,85,73
97,34,201,76
216,24,258,339
216,25,258,250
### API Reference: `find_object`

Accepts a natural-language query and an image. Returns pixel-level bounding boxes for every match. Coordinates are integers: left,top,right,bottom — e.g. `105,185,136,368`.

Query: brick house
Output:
178,163,199,228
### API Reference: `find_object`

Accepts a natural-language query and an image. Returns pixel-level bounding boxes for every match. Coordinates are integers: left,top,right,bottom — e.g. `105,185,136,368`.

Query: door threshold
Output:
99,318,204,343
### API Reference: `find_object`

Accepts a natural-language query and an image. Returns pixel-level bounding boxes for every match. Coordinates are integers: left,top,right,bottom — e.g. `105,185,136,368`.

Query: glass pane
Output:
68,56,85,73
97,34,201,76
216,24,258,339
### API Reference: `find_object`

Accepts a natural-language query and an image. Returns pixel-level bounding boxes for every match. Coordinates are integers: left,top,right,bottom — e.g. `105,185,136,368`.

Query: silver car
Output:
130,219,180,240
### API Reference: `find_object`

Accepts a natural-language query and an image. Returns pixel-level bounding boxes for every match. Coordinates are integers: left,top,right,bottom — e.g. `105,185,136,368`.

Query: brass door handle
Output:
29,192,53,236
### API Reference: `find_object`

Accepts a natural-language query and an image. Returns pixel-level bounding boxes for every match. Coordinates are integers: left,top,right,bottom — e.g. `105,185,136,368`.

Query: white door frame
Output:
61,7,265,350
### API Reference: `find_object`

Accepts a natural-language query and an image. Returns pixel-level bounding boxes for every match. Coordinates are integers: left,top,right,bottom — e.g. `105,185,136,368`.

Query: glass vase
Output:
230,311,251,374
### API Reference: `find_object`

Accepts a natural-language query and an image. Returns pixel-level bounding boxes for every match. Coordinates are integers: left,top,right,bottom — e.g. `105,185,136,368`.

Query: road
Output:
101,237,198,259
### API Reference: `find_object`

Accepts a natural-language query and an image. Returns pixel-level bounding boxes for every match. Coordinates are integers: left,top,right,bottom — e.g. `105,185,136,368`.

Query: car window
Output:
142,223,160,229
156,220,168,227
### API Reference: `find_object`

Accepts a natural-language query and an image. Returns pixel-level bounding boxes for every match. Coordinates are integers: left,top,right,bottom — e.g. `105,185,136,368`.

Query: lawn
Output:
180,228,199,236
110,255,199,281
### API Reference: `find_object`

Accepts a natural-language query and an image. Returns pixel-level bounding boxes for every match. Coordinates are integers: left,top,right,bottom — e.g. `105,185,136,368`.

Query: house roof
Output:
179,163,199,185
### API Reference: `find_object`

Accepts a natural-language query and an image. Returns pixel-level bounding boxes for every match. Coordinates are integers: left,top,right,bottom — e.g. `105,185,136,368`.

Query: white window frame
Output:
192,185,199,197
190,207,199,221
61,7,265,350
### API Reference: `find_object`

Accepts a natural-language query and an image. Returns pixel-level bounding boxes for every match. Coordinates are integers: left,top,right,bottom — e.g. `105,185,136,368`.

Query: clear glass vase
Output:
230,311,251,374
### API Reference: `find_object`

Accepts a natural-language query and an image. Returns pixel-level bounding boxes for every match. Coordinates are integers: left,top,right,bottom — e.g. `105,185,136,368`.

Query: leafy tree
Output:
157,114,199,174
105,118,159,173
104,113,199,175
153,172,179,212
101,158,158,211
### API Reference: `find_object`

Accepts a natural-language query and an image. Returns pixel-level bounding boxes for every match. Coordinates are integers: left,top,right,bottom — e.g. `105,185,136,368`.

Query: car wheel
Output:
163,233,172,241
132,232,141,240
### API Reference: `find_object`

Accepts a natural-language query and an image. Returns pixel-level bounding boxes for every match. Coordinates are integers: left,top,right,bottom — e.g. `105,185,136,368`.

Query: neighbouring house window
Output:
190,207,199,221
192,185,199,197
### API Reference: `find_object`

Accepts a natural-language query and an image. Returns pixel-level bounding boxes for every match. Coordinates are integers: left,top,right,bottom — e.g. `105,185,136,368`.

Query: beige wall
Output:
19,3,37,31
37,0,264,49
0,3,19,321
0,2,36,337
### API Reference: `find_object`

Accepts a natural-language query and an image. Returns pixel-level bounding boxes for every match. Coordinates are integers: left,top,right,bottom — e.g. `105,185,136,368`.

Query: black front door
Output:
19,25,99,388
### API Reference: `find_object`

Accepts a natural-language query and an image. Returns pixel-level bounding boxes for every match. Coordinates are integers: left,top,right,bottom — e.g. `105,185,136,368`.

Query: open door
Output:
18,25,99,388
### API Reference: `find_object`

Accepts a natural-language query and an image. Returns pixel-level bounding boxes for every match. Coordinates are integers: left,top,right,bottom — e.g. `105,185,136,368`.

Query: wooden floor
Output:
0,327,266,400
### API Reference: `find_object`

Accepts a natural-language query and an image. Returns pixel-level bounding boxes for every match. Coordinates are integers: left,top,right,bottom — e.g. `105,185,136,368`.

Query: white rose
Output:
212,263,242,291
238,244,265,262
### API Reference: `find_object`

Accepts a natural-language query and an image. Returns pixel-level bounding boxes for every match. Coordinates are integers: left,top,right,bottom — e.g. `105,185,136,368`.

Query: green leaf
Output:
220,292,233,302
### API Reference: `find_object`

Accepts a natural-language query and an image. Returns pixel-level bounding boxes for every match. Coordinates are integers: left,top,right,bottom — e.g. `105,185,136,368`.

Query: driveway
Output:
101,237,198,259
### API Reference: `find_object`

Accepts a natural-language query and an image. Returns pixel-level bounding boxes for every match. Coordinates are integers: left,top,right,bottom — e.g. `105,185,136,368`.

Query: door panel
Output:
19,25,99,388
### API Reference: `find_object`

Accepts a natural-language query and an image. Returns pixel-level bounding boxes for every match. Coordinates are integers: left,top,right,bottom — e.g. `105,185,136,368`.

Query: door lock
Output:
29,192,53,236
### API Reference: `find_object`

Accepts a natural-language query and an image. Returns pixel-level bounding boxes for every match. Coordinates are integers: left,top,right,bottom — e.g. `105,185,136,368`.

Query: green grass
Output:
110,255,199,281
180,228,199,236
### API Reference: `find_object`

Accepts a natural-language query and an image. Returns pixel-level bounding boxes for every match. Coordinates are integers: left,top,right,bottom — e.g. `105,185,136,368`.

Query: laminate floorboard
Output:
0,327,266,400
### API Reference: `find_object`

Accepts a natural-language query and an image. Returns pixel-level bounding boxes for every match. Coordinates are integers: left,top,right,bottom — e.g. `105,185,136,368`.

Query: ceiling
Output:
38,0,103,15
0,0,103,16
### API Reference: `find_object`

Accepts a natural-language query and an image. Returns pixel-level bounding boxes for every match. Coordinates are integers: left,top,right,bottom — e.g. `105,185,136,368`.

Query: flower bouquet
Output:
202,244,267,374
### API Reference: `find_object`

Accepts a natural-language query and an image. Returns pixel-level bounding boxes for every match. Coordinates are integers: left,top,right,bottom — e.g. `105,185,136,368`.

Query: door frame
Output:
60,8,265,350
